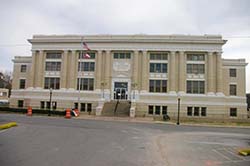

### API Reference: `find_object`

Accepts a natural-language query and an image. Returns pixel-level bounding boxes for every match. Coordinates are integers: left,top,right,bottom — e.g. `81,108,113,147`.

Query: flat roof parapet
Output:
12,56,32,63
223,58,248,66
29,34,226,45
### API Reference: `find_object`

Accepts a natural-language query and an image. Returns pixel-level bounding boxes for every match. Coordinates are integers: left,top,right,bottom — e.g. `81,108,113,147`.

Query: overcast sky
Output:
0,0,249,92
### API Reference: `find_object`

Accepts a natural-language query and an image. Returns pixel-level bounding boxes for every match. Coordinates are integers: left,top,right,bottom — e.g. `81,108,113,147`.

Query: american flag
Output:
83,42,91,51
84,53,91,59
82,42,91,59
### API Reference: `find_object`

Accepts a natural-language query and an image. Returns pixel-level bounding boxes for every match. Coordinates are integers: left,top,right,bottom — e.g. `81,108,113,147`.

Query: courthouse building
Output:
10,34,248,119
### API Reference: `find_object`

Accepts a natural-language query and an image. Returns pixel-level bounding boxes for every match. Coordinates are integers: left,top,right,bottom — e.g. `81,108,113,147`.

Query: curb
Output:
154,121,250,128
0,122,18,130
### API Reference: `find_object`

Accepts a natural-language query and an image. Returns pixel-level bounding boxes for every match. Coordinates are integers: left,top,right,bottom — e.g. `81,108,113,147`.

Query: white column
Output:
141,50,148,92
169,51,176,94
178,51,186,94
35,50,44,89
95,50,103,90
29,50,37,88
103,50,111,100
216,52,224,96
69,50,77,89
207,52,215,95
60,50,68,89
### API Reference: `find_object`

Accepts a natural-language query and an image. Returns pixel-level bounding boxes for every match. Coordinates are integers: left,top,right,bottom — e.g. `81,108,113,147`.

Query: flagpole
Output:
78,37,83,111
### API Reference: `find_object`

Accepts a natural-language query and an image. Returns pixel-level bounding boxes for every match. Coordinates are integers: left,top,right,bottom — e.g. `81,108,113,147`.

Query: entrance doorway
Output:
114,82,128,100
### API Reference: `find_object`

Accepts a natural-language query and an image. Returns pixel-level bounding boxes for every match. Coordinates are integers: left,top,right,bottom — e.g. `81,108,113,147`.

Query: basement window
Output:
187,107,192,116
230,108,237,117
148,105,154,115
194,107,200,116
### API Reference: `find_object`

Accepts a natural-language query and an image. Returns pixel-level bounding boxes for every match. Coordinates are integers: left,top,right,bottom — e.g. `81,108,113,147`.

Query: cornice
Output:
28,34,226,45
222,58,248,67
12,56,32,63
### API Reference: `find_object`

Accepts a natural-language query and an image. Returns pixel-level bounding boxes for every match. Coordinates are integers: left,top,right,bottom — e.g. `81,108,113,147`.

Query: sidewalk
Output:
77,114,250,128
77,114,155,124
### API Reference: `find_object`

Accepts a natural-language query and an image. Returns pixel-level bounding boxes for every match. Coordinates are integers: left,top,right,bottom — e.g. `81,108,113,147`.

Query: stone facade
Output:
10,35,248,119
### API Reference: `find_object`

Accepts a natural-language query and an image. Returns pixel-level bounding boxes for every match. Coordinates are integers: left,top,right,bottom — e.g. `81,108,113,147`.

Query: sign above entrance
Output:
113,62,130,71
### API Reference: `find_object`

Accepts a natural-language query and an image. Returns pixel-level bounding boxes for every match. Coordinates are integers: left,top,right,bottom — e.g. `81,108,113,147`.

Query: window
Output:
52,102,57,110
230,84,237,96
81,103,86,112
150,63,168,73
45,62,61,71
87,103,92,112
186,64,205,74
18,100,24,108
46,52,62,59
46,101,51,109
186,81,205,94
79,52,96,59
44,77,60,89
188,107,207,117
162,106,167,115
148,105,154,114
150,53,168,60
20,65,27,72
155,80,161,92
113,53,131,59
201,107,207,116
77,78,94,91
194,107,200,116
155,106,161,115
230,108,237,117
40,101,45,109
148,105,167,115
19,79,26,89
187,107,192,116
187,54,205,61
149,80,167,93
229,69,236,77
74,103,78,109
78,62,95,71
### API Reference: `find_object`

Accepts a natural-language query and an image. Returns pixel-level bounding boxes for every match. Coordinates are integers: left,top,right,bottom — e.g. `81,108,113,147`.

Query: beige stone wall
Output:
12,57,32,90
222,59,246,97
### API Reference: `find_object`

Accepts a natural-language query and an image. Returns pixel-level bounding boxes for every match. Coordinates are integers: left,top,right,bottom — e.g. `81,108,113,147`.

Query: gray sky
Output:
0,0,249,92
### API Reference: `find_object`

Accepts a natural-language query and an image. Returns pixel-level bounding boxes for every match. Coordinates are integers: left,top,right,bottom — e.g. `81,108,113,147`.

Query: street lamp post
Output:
48,88,52,116
177,97,180,125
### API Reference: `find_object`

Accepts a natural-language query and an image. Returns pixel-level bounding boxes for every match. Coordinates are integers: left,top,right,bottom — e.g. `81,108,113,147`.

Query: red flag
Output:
82,42,91,50
84,53,91,59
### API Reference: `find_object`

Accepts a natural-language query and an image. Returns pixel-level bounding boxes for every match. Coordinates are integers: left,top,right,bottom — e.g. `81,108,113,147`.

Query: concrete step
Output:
102,100,131,117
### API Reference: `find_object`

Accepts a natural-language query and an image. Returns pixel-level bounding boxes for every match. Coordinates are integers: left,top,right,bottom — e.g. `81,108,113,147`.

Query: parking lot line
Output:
212,149,231,161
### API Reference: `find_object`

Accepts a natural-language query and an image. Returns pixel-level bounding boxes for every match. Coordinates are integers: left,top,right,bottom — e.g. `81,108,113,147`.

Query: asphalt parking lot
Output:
0,114,250,166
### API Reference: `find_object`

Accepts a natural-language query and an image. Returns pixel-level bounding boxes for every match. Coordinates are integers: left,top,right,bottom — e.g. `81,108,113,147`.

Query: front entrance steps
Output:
101,100,131,117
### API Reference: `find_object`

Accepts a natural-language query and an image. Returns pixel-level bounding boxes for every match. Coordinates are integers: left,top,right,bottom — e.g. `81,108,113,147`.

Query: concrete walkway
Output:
77,114,155,123
77,114,250,128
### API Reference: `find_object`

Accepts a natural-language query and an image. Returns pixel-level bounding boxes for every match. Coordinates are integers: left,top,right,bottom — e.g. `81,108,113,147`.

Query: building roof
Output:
28,34,227,45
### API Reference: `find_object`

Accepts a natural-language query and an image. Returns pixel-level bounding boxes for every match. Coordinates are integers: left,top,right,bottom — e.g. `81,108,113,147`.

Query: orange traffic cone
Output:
65,109,71,119
27,106,32,116
74,109,80,117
